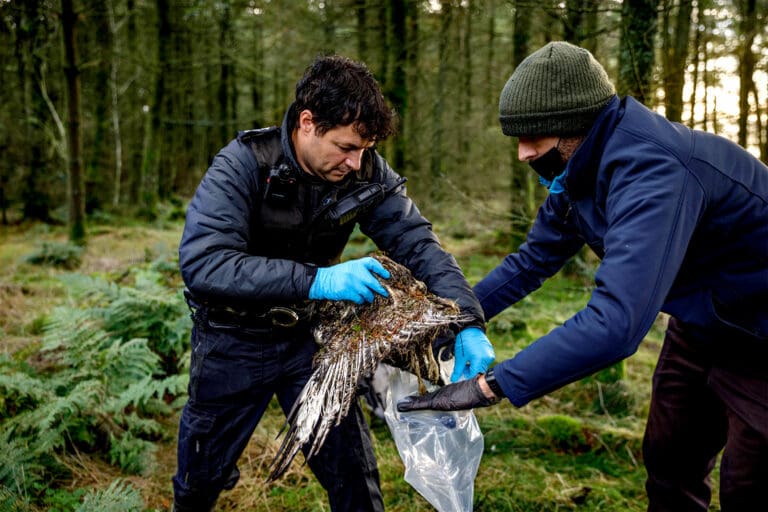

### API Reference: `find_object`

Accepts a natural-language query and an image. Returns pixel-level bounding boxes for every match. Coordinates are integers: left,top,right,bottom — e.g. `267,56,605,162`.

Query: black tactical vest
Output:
240,128,379,266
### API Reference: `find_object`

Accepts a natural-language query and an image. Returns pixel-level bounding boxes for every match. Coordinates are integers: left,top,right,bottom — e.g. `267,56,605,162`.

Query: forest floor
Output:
0,221,718,511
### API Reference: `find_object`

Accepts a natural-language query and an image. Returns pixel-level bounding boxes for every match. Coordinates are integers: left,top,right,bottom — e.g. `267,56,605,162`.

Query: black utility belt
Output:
206,306,305,329
183,289,311,330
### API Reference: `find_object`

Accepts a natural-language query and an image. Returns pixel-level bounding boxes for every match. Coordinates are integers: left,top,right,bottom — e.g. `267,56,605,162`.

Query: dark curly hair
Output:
294,55,395,141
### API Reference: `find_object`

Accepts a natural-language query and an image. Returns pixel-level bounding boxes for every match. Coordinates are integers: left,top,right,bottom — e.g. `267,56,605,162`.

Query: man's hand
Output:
451,327,495,382
309,257,390,304
397,374,500,412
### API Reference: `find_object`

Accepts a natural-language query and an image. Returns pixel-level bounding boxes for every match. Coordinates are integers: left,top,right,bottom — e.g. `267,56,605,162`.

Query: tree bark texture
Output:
62,0,86,243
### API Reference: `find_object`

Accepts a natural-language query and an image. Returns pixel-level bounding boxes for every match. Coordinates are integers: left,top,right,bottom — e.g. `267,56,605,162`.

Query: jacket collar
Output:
564,95,623,198
280,103,304,173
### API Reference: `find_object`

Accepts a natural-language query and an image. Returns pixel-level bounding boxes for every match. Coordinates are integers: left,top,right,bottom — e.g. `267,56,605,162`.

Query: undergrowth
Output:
0,229,191,510
0,222,667,511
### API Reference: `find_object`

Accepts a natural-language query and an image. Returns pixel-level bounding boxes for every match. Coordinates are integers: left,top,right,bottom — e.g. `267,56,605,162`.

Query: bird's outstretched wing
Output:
268,254,471,480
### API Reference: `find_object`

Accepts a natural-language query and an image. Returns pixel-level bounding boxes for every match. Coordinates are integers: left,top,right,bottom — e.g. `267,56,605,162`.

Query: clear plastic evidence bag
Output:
384,367,484,512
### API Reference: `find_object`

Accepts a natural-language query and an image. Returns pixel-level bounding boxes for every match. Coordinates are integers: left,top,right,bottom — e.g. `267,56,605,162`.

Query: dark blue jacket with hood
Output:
475,96,768,407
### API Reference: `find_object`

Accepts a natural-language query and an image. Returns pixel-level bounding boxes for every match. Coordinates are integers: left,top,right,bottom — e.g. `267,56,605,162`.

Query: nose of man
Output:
345,149,364,171
517,141,538,162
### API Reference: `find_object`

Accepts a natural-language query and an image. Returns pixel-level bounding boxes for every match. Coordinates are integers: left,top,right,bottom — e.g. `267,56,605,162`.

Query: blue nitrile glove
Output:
450,327,495,382
309,257,391,304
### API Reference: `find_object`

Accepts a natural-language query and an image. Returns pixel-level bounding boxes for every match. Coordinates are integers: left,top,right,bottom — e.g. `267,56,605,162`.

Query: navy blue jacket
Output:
179,108,484,326
475,96,768,407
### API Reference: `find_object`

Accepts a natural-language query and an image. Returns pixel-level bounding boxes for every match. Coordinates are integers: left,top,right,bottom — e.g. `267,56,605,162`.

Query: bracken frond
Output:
108,373,188,417
75,479,144,512
0,430,43,490
103,338,161,393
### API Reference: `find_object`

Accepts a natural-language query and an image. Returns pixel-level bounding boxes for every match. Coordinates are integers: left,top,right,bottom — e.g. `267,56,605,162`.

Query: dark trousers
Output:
172,320,384,511
643,317,768,511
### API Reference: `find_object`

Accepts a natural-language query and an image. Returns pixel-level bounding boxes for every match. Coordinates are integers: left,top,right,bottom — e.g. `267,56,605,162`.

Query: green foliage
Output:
0,264,191,505
75,480,144,512
589,377,636,417
341,226,378,260
0,485,32,512
0,430,44,495
24,242,84,270
58,268,190,374
0,224,664,510
479,408,646,510
593,361,626,384
0,366,48,417
536,414,591,452
45,488,88,512
107,431,157,475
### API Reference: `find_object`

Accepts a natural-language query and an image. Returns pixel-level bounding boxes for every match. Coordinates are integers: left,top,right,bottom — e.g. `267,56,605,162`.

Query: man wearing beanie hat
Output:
398,41,768,510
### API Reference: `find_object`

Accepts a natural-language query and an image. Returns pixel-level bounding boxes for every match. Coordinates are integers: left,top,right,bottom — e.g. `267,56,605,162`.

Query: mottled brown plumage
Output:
268,254,471,480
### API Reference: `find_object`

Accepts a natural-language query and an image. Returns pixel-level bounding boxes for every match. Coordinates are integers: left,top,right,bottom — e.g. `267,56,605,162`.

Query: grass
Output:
0,220,671,511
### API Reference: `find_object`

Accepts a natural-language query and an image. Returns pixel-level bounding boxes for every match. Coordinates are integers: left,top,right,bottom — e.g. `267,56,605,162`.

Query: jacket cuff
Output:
301,263,319,297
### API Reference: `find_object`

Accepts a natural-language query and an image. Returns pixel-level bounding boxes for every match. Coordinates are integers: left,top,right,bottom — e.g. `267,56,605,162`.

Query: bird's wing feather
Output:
267,254,472,480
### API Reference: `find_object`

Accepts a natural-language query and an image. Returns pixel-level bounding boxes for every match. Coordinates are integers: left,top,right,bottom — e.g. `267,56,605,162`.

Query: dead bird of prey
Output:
268,253,472,480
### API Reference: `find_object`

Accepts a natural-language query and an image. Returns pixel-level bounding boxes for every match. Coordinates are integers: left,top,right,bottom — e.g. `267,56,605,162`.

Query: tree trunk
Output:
250,11,264,129
429,0,454,201
356,0,368,61
126,0,142,206
17,0,53,222
106,0,124,207
485,0,497,109
702,32,710,132
377,3,389,90
564,0,600,49
618,0,660,105
764,80,768,162
405,0,420,177
218,2,234,147
511,1,534,240
140,0,170,219
62,0,86,243
87,0,112,213
458,0,473,167
662,0,693,122
390,0,408,171
750,83,764,163
736,0,756,148
687,4,701,129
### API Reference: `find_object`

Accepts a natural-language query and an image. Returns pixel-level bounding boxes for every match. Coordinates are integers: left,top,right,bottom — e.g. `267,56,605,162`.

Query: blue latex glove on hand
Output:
309,257,391,304
450,327,495,382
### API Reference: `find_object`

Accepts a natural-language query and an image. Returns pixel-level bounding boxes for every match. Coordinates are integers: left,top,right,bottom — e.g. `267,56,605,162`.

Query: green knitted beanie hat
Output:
499,41,616,137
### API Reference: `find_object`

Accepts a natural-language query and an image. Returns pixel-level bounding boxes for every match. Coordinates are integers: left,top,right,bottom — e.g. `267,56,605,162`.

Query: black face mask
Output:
528,146,566,182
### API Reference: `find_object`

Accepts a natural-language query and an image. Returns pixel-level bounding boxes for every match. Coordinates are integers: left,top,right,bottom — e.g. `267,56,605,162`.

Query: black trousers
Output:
172,319,384,511
643,317,768,511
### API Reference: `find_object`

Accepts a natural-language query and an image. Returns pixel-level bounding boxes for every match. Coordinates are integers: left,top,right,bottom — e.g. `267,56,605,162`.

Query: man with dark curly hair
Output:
172,55,495,511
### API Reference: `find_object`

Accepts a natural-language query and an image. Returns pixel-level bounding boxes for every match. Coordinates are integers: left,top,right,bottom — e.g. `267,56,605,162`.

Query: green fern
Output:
24,242,84,269
103,287,190,367
3,265,191,506
102,338,161,393
5,379,103,453
57,271,191,373
0,431,43,491
110,373,188,415
0,371,51,417
0,485,32,512
41,308,113,372
107,431,158,474
75,479,144,512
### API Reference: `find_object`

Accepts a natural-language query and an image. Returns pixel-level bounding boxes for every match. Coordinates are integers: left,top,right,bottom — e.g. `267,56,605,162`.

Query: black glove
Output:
396,375,500,412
